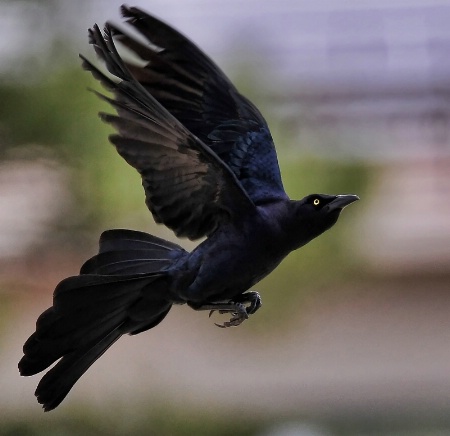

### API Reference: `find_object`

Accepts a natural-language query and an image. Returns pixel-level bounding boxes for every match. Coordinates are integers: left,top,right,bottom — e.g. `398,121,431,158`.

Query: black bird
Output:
19,5,359,411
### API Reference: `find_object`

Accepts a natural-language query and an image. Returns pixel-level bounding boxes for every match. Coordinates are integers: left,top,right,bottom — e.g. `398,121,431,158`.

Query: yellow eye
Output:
313,198,320,206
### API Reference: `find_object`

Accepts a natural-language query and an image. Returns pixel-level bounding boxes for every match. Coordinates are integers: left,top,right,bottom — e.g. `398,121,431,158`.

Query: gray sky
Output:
1,0,450,87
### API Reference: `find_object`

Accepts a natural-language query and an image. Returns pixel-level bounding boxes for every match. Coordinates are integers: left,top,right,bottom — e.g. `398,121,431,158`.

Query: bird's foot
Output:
188,291,262,328
209,291,262,328
188,301,248,328
208,303,248,328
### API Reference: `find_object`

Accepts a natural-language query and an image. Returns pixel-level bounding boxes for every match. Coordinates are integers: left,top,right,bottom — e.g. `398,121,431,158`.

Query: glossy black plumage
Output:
19,5,359,411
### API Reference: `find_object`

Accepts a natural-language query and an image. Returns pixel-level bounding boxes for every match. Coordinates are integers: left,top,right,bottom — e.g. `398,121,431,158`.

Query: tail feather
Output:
80,229,185,275
53,274,158,312
35,327,122,412
19,274,159,377
98,229,183,252
19,229,183,410
80,250,173,275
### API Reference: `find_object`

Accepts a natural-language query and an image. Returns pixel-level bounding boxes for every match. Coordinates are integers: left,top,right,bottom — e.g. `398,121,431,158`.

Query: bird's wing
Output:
81,24,254,240
107,5,288,204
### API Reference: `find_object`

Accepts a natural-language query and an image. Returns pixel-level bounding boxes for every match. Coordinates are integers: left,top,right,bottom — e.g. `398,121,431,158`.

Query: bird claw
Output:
191,291,262,328
211,303,249,328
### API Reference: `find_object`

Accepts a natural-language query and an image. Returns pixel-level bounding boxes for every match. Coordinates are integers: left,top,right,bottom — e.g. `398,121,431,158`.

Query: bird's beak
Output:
327,194,359,211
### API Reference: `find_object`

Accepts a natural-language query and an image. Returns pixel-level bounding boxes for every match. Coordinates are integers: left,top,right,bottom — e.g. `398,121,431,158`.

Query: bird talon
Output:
213,306,248,328
190,301,250,328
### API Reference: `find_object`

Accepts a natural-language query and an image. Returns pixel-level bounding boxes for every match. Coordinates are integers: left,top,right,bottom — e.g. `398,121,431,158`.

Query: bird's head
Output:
286,194,359,250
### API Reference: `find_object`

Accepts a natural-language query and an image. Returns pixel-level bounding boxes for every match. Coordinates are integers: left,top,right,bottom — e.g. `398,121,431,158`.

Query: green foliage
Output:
0,67,147,239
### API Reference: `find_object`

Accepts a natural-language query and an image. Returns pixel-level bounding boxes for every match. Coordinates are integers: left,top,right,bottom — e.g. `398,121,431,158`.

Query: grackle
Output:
19,5,359,411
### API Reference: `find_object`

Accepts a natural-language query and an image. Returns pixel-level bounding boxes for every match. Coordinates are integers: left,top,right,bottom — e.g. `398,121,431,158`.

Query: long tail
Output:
19,229,185,411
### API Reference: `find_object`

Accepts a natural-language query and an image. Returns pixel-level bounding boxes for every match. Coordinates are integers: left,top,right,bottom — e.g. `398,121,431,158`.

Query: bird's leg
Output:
188,291,262,328
208,291,262,317
188,301,249,328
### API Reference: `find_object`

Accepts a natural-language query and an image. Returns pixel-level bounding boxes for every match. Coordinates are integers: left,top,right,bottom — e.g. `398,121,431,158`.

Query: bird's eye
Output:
313,198,320,206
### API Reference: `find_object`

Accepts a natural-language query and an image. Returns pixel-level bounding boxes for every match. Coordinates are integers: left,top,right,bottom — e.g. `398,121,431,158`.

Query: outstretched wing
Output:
108,5,288,204
81,24,254,240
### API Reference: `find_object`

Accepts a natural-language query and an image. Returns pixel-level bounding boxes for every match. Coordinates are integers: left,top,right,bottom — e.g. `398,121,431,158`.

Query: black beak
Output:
327,194,359,211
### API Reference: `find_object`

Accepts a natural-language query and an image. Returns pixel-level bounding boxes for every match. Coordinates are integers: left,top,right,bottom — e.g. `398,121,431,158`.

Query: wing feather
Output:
82,24,254,240
108,6,288,204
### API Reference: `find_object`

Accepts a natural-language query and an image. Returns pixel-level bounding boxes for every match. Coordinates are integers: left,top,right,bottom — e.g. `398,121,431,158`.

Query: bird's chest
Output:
182,222,287,303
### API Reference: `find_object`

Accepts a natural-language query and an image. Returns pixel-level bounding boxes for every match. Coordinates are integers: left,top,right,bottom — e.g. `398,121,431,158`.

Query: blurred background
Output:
1,0,450,434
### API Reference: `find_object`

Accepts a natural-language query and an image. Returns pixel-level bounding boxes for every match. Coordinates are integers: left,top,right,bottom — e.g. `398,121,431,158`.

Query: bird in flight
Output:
19,5,359,411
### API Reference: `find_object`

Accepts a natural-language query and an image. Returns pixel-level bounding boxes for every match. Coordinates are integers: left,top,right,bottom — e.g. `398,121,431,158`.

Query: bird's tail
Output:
19,229,185,411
